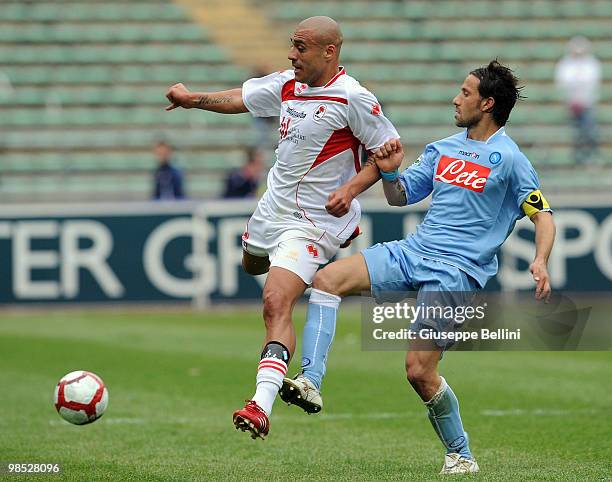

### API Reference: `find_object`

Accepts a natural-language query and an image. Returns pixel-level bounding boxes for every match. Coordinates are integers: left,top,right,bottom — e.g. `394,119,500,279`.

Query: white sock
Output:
310,288,341,309
252,357,287,416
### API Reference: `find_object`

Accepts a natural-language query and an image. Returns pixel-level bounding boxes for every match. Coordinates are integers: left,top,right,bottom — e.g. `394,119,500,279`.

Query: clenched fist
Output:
165,83,193,111
326,184,355,217
373,139,404,173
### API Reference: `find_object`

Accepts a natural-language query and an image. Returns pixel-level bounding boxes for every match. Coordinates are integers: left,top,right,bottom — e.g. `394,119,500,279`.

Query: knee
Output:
312,267,341,296
262,289,291,326
405,359,428,387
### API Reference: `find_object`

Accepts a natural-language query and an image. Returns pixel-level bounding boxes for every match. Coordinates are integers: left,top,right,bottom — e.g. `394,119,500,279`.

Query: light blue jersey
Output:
398,127,542,288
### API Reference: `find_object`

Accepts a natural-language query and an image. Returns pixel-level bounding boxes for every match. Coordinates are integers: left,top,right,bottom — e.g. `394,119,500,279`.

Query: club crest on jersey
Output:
314,104,327,120
371,102,382,116
489,151,502,164
435,156,491,193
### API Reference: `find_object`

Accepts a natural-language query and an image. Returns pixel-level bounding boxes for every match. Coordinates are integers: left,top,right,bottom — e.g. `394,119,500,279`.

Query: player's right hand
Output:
373,139,404,173
530,258,551,303
165,83,192,111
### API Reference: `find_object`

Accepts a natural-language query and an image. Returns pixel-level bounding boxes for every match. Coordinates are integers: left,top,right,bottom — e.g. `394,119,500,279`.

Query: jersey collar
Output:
323,66,346,88
465,126,506,144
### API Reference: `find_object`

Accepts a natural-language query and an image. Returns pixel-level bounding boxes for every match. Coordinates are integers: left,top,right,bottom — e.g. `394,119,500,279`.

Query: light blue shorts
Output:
362,241,479,341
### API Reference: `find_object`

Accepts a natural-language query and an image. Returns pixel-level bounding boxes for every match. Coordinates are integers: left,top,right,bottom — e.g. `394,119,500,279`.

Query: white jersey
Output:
242,67,399,242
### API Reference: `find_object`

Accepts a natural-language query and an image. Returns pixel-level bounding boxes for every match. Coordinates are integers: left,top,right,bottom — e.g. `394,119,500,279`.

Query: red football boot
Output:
232,400,269,440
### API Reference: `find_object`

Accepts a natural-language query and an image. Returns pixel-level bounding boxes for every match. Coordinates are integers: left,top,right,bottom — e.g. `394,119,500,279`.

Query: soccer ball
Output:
53,371,108,425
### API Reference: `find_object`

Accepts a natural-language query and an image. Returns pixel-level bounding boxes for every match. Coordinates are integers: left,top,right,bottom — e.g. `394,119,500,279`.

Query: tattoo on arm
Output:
196,95,232,106
382,177,407,206
364,158,378,170
391,179,407,203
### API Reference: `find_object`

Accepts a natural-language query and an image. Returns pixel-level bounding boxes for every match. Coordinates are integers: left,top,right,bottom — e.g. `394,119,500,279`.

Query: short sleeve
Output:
399,145,437,204
510,151,541,212
242,71,291,117
347,86,399,151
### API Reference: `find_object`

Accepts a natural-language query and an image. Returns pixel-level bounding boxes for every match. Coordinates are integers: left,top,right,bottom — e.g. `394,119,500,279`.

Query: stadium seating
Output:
0,1,255,201
262,0,612,186
0,0,611,201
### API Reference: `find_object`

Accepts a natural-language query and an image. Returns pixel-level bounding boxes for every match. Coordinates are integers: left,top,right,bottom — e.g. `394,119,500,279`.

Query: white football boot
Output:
439,453,480,474
279,373,323,414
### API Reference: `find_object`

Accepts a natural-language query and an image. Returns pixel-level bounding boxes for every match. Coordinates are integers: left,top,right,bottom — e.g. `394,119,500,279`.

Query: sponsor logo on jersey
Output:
292,211,303,219
286,106,306,118
435,156,491,193
371,102,382,116
489,151,502,164
458,150,480,160
314,104,327,120
279,117,306,144
279,116,291,140
287,126,306,145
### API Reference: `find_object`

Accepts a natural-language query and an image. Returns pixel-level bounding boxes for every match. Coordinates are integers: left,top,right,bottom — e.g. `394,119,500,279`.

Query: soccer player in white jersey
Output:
281,61,556,474
165,16,399,439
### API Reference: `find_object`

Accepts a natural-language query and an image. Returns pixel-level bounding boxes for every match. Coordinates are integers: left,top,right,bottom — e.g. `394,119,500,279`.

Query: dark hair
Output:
470,60,525,126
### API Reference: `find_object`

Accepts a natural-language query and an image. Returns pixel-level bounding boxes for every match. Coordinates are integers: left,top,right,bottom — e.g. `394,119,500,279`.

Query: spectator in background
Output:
153,141,185,200
555,36,602,164
223,147,265,198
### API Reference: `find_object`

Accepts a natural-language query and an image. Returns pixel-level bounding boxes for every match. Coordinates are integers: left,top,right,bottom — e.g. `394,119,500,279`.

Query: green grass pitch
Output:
0,308,610,481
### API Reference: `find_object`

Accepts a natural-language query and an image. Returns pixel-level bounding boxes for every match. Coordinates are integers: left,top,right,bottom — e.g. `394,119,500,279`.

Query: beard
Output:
455,113,481,128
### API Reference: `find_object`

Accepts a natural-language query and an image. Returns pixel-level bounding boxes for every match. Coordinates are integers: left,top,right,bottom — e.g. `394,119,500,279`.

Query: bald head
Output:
289,16,343,86
297,16,343,52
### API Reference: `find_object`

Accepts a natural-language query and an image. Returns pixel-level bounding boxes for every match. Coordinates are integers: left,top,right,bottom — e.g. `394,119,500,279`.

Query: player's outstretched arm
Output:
529,211,555,302
374,139,407,207
165,83,248,114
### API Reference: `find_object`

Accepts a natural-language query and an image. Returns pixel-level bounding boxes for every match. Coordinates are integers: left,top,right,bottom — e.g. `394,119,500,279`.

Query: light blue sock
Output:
300,288,341,390
425,376,473,459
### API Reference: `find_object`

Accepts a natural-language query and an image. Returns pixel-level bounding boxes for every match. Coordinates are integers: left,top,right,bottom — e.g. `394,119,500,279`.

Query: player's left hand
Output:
530,258,551,302
326,185,354,217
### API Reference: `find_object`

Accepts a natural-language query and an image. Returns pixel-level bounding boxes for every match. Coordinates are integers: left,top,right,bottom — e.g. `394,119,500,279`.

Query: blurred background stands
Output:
0,0,611,202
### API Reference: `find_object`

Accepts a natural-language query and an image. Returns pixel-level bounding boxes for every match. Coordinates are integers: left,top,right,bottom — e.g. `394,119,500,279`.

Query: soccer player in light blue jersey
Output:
280,61,556,474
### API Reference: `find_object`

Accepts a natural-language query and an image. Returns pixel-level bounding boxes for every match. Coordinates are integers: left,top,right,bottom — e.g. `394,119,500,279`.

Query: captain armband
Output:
521,189,552,218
